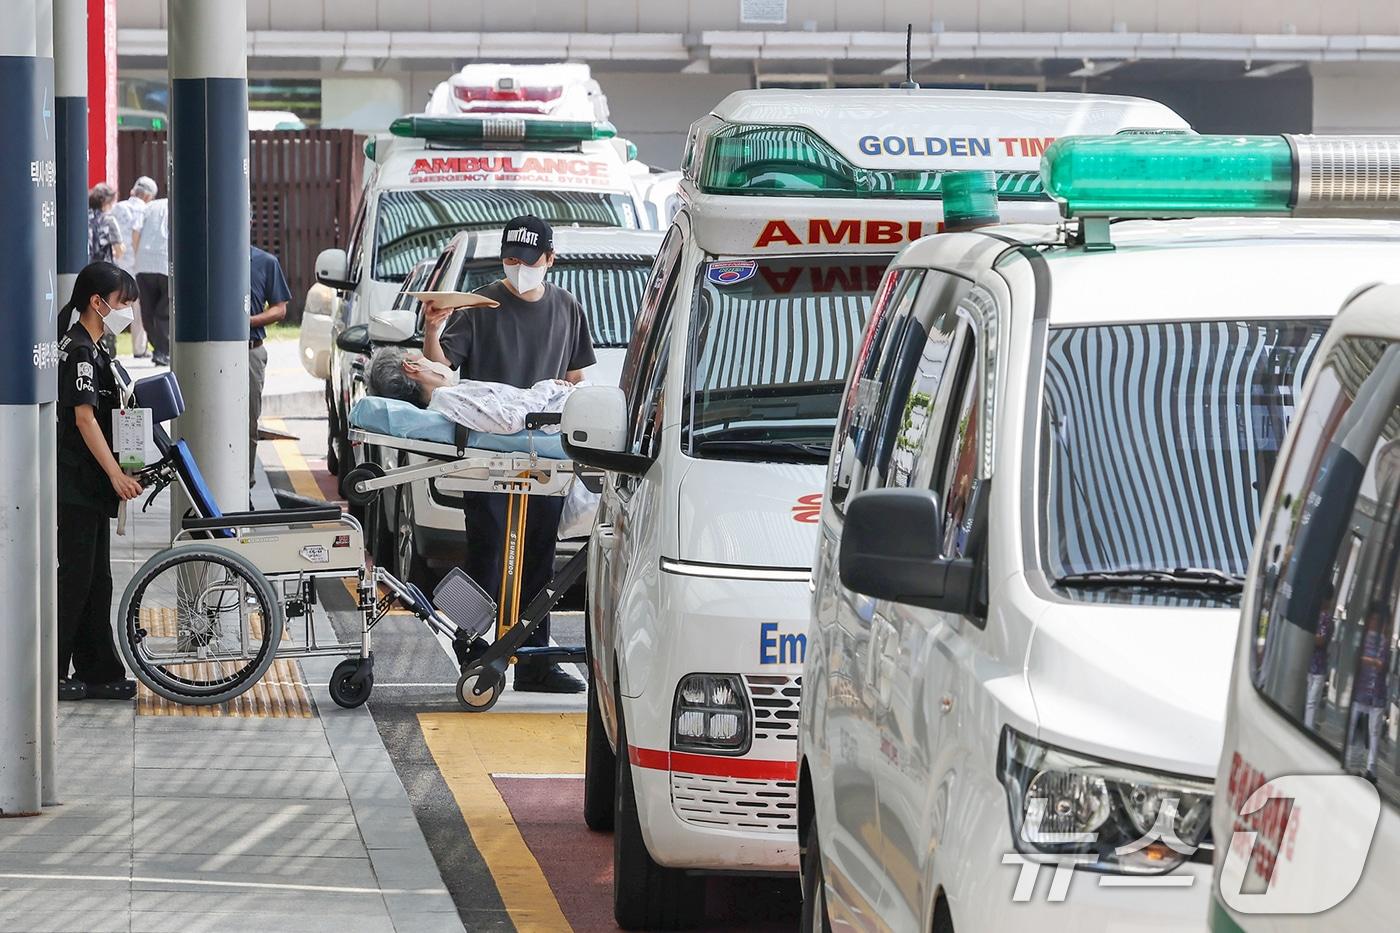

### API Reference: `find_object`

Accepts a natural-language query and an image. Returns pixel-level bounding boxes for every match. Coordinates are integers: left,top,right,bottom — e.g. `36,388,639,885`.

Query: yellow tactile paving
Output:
419,712,585,933
264,417,328,501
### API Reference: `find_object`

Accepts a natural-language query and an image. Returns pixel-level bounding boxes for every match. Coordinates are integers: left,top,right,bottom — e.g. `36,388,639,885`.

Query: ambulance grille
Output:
670,773,799,834
746,674,801,744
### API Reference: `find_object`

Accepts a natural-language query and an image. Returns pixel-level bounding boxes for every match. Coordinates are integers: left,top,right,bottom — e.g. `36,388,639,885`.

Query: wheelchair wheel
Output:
329,658,374,709
341,462,384,507
457,665,504,712
117,545,283,706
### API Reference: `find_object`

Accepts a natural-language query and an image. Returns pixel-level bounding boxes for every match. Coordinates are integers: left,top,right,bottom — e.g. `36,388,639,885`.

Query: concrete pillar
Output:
0,0,57,817
49,0,85,810
168,0,250,523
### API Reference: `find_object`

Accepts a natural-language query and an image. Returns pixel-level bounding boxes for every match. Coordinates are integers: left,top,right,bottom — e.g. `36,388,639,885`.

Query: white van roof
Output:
426,62,609,123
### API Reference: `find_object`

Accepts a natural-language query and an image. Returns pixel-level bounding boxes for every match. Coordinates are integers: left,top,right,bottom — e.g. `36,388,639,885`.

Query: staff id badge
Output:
114,407,155,471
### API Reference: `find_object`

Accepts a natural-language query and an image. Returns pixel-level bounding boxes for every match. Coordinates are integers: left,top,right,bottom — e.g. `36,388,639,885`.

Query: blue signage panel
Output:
0,55,58,404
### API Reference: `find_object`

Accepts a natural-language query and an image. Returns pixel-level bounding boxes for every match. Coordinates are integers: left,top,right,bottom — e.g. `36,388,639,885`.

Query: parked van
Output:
306,64,651,478
797,134,1400,932
1210,281,1400,932
558,88,1188,930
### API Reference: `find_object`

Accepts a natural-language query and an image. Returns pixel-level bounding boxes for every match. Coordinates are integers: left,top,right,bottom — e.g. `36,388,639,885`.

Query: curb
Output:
261,389,325,419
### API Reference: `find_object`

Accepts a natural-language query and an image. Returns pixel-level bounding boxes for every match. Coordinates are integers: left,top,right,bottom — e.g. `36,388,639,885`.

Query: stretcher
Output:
344,397,599,709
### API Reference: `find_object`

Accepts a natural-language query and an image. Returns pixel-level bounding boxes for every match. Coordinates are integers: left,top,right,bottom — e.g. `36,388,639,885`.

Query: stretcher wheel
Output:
341,462,385,507
457,665,504,712
329,658,373,709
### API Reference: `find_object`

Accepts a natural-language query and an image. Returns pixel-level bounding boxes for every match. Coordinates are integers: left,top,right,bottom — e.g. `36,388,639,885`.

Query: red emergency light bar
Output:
452,82,564,114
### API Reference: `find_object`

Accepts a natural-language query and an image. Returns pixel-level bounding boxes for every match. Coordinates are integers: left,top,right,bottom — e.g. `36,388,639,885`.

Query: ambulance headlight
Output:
672,674,750,754
998,727,1213,874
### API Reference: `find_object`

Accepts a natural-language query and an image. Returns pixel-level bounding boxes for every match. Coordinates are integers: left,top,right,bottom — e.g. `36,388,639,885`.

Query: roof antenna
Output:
899,24,920,89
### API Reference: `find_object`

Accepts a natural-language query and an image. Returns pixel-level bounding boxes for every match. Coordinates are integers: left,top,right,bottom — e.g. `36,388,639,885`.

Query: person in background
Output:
421,215,595,694
87,184,122,265
1348,603,1393,779
133,196,171,366
56,262,143,701
112,176,157,358
1304,580,1337,729
248,245,291,483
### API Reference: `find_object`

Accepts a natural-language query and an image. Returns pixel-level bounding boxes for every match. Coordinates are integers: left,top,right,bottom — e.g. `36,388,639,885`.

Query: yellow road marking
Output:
262,417,326,501
419,712,585,932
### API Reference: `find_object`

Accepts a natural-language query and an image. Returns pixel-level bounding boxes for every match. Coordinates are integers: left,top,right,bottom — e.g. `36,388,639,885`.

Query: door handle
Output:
597,523,619,550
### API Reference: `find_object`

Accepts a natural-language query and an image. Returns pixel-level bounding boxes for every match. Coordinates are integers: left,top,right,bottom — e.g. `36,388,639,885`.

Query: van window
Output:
1037,319,1326,603
687,256,891,464
371,187,638,282
620,227,684,412
457,256,653,349
933,329,980,559
1252,337,1400,801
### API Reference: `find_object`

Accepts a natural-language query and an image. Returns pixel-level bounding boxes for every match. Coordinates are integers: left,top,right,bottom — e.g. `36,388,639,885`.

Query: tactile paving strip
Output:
133,607,317,718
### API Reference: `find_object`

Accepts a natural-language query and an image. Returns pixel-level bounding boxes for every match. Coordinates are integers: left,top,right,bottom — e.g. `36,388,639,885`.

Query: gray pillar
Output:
47,0,84,809
168,0,249,528
0,0,57,817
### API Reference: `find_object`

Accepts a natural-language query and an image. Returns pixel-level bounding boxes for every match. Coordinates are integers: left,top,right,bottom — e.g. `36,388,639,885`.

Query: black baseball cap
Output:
500,215,553,263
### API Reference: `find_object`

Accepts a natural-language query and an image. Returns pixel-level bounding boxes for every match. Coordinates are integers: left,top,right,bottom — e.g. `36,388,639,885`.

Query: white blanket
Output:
428,378,576,434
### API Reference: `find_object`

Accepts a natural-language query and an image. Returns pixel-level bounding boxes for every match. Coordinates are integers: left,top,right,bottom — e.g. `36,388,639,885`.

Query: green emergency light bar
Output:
1042,134,1400,218
695,122,1045,200
389,114,617,145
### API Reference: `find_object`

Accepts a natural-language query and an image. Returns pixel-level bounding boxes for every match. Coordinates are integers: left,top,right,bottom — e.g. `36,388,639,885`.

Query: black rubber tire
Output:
800,818,833,933
614,703,703,930
583,675,617,831
117,544,283,706
328,658,373,709
341,462,384,507
394,484,441,591
457,666,504,711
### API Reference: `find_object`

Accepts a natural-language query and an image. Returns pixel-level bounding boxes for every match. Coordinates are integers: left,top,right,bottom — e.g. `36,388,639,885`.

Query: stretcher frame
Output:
345,412,596,709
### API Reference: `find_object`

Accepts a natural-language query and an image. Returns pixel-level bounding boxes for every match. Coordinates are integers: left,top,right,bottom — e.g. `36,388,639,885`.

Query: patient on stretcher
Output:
367,347,575,435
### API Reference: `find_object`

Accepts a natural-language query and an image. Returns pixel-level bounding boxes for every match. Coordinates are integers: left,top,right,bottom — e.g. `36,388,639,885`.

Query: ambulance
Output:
309,63,651,478
1210,281,1400,931
556,88,1188,930
798,134,1400,933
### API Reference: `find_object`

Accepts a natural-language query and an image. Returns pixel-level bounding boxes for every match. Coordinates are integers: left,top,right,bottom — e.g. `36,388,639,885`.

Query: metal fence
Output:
118,129,363,323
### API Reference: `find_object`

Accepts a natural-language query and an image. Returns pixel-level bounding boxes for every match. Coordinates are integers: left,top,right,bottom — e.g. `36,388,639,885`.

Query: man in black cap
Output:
422,216,595,693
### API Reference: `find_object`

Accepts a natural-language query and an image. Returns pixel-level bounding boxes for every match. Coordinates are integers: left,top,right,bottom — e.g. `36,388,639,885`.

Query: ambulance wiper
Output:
1054,568,1245,591
693,438,831,463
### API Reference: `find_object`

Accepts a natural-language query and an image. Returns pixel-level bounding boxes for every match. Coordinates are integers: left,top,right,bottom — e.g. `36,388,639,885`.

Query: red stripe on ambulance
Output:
628,745,799,782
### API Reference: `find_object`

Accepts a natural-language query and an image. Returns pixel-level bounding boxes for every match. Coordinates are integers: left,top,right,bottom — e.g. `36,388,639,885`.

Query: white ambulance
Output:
309,67,649,479
557,88,1188,930
1211,280,1400,932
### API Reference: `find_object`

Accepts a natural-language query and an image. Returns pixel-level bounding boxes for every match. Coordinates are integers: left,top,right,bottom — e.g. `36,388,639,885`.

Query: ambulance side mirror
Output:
561,387,651,476
839,488,977,615
316,248,356,291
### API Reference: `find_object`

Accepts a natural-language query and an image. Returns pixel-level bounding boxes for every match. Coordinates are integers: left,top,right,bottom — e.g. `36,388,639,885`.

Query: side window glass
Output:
931,330,980,560
1253,338,1400,803
631,316,674,458
620,227,683,408
347,196,368,282
830,269,921,507
874,275,967,489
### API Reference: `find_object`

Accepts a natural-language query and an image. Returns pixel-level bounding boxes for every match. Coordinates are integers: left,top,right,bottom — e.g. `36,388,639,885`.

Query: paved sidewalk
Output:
0,458,466,933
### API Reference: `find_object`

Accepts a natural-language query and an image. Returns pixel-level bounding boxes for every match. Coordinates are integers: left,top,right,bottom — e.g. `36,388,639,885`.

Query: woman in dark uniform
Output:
56,261,143,701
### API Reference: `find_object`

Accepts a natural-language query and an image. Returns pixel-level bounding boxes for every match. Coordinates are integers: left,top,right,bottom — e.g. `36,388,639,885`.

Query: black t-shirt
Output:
57,322,121,517
438,280,596,387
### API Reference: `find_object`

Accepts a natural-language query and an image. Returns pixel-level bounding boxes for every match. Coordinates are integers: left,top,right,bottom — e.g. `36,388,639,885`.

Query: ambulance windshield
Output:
686,256,889,462
458,256,652,349
1037,319,1327,598
373,188,638,282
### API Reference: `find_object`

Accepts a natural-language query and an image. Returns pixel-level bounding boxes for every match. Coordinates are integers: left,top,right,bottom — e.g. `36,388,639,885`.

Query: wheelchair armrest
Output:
181,506,345,532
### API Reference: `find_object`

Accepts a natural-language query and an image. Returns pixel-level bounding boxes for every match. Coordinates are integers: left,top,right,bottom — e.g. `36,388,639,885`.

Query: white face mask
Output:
100,298,134,335
504,262,546,294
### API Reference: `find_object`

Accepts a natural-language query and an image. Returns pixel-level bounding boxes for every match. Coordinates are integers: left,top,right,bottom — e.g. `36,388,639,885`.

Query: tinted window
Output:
1038,320,1326,599
1253,338,1400,802
458,257,653,349
933,331,980,559
687,256,889,463
372,188,638,282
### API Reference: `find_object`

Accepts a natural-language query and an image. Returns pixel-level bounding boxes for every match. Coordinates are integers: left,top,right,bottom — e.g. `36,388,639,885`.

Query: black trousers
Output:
461,492,565,654
135,272,170,358
57,503,126,683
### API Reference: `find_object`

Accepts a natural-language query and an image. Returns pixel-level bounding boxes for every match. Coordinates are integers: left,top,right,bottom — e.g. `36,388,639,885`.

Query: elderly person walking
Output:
113,176,157,358
133,196,172,366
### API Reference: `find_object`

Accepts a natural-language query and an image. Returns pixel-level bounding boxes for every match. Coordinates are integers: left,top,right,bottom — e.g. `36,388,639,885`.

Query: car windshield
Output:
687,256,889,461
457,256,653,349
372,187,638,282
1038,319,1327,594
